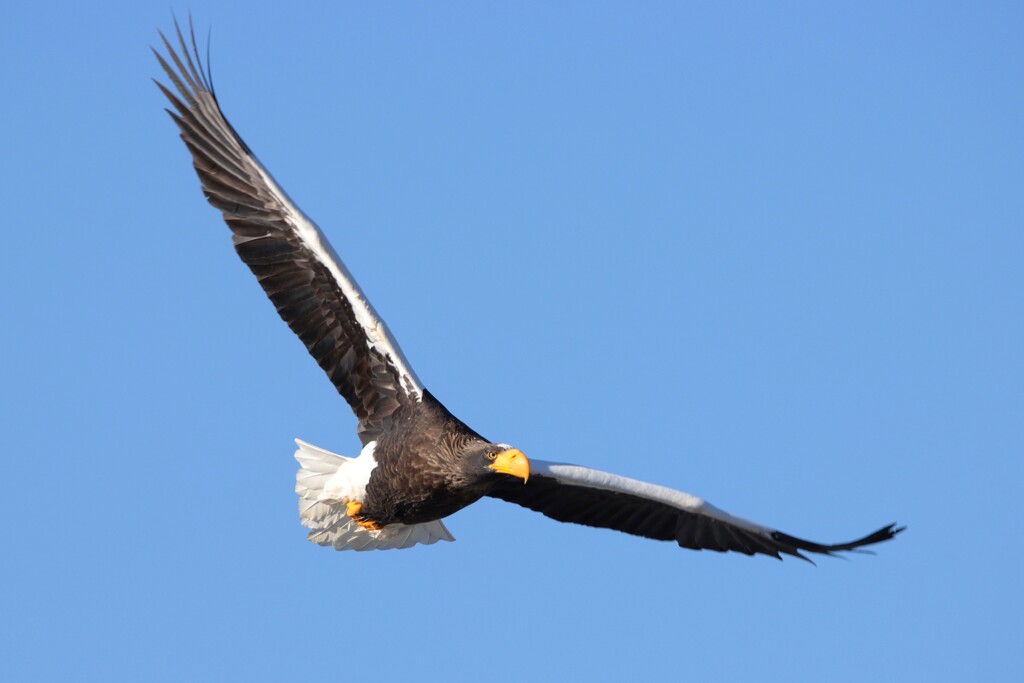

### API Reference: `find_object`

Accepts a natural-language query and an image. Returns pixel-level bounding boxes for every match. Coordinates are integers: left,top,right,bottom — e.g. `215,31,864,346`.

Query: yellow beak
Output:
488,448,530,483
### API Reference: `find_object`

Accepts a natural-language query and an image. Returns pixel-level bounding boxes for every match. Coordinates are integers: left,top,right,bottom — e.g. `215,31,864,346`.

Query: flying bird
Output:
155,19,903,559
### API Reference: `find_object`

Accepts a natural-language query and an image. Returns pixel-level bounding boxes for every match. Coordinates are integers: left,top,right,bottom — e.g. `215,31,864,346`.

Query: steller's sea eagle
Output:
154,18,903,559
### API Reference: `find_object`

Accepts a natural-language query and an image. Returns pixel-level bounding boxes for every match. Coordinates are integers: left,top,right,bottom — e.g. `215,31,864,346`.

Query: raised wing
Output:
154,18,422,443
488,461,903,561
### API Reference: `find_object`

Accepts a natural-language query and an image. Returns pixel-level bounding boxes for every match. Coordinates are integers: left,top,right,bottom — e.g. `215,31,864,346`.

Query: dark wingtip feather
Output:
770,522,905,560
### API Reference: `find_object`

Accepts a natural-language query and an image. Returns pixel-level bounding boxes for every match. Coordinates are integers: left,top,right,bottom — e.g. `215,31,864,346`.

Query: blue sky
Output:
3,2,1021,680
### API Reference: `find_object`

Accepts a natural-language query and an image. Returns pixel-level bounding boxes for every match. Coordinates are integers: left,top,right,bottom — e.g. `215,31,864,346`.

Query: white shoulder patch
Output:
532,459,772,535
294,439,454,551
252,158,424,399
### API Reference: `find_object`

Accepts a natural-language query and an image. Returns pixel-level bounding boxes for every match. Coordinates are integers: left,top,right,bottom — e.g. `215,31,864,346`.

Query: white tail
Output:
294,439,455,551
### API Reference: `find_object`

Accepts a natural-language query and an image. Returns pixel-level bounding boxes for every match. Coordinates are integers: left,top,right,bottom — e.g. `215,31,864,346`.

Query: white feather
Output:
293,439,454,551
250,159,424,399
532,459,773,535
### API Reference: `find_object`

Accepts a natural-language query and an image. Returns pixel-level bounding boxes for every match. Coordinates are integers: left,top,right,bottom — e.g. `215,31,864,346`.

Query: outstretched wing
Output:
488,461,903,561
154,18,422,443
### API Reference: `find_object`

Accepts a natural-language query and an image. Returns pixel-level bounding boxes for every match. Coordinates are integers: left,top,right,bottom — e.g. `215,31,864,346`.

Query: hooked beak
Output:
488,448,530,483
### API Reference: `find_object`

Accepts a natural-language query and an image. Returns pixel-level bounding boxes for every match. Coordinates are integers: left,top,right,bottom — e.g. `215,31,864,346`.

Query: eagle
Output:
155,19,903,559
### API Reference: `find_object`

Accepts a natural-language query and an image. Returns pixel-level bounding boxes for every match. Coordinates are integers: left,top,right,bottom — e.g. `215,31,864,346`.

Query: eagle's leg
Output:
345,501,383,531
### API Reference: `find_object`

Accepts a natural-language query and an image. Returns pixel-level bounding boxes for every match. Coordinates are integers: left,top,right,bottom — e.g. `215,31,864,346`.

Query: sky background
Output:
2,2,1021,681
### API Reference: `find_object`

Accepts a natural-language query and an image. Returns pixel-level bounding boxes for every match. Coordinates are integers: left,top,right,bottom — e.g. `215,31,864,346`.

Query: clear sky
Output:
3,2,1021,681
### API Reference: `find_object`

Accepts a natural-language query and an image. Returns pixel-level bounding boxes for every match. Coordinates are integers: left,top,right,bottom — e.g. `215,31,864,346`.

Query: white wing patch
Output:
250,161,424,399
294,439,453,551
531,459,773,535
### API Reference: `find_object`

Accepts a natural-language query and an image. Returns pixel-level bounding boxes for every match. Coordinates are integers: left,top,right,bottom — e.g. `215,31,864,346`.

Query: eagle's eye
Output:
485,450,498,460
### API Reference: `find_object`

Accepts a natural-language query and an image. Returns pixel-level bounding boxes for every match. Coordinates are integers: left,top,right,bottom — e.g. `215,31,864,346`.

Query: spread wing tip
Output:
768,523,905,562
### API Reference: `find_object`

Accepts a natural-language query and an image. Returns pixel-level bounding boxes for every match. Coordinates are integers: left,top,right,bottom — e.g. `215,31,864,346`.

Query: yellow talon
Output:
345,500,383,531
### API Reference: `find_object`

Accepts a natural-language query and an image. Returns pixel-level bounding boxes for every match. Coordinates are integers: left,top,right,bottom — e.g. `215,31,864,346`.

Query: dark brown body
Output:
362,391,492,526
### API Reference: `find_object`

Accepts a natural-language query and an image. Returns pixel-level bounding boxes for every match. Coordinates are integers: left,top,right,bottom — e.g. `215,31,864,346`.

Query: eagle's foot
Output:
345,500,383,531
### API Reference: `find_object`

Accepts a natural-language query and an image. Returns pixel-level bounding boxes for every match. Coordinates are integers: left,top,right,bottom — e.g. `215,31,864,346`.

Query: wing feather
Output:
155,17,423,443
487,460,904,561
